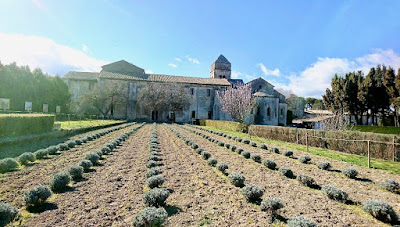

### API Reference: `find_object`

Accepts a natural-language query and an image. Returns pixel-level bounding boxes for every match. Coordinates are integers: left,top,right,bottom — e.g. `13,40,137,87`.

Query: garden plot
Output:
0,123,139,208
171,124,386,226
157,124,272,226
183,125,400,217
19,124,150,226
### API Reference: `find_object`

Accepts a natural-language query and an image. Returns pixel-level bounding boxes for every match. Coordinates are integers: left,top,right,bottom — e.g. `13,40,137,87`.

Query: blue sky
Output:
0,0,400,98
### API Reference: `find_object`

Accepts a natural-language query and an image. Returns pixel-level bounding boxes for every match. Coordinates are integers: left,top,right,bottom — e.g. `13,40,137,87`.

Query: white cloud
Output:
32,0,44,9
185,56,200,64
175,57,182,62
168,63,177,68
273,49,400,98
231,71,241,79
257,63,280,76
0,33,108,76
82,44,89,53
145,69,153,74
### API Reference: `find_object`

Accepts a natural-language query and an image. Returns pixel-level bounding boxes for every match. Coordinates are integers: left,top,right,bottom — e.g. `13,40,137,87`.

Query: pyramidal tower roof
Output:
215,54,230,64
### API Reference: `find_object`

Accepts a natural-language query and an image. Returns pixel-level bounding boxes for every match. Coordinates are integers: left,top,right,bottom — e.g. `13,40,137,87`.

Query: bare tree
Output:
74,81,128,118
216,84,254,123
136,83,190,116
321,113,352,131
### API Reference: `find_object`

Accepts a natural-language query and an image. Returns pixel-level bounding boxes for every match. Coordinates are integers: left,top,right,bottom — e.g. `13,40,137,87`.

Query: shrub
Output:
75,139,82,145
67,141,76,148
79,160,93,172
380,179,400,193
250,142,257,147
216,163,228,173
242,151,250,159
283,150,293,157
217,141,225,147
231,145,237,152
68,165,84,180
0,158,19,173
296,174,316,188
343,167,358,179
299,155,311,164
271,148,280,154
287,215,317,227
321,185,348,202
143,188,170,207
260,197,283,213
148,155,161,162
225,143,231,149
191,144,199,149
201,151,211,160
250,154,262,163
101,147,111,154
96,151,104,159
243,139,250,144
50,172,71,192
242,183,264,202
46,146,58,155
208,159,218,167
133,207,168,227
24,185,52,206
85,153,100,165
237,138,243,142
263,159,276,170
278,167,294,178
0,202,18,225
228,172,245,187
146,168,162,178
58,143,69,151
196,148,203,154
18,152,35,165
237,149,244,154
317,161,331,170
260,144,268,150
362,200,398,223
146,176,165,189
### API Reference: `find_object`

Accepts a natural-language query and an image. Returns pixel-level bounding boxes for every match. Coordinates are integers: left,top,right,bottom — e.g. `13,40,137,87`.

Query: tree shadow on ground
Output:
53,186,76,194
345,199,361,206
329,169,342,173
27,202,58,213
73,177,88,183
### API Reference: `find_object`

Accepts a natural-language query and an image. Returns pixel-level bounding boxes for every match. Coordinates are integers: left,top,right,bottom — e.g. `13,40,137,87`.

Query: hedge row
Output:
0,114,55,137
199,119,248,133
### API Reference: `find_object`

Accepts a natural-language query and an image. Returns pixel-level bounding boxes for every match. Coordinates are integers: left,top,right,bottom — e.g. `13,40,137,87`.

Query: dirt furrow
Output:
159,124,271,226
23,124,151,226
172,124,384,227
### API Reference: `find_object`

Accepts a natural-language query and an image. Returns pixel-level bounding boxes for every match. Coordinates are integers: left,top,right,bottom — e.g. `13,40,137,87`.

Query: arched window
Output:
267,107,271,117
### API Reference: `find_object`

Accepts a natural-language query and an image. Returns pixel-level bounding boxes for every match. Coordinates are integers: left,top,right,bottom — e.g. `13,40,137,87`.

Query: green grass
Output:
57,120,125,130
200,126,400,175
352,125,400,135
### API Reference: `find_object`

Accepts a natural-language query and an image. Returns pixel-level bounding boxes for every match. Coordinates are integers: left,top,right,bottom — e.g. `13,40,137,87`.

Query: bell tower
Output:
210,54,231,79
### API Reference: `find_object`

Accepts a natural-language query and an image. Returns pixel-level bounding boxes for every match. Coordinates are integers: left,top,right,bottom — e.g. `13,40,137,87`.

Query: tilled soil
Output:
172,125,386,227
158,124,271,226
183,125,400,216
0,123,137,207
22,124,151,226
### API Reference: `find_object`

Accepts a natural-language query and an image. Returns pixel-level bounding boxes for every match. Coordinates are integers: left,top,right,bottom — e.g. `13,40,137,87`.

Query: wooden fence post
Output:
393,136,396,162
367,140,370,168
306,131,309,153
296,130,299,144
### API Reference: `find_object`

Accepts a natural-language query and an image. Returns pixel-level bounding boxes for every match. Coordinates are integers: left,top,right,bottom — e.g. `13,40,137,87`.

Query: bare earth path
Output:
183,125,400,215
23,124,151,226
172,124,385,226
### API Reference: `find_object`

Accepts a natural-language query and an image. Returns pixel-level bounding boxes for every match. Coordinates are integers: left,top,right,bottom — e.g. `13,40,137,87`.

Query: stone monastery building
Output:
64,55,287,125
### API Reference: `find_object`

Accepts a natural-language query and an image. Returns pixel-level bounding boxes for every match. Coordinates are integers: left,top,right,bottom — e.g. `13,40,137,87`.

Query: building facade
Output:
63,55,287,125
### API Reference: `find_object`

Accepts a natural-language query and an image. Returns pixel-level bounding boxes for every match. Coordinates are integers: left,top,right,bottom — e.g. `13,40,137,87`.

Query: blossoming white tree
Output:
216,84,254,123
